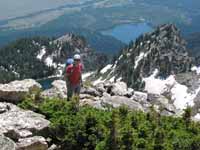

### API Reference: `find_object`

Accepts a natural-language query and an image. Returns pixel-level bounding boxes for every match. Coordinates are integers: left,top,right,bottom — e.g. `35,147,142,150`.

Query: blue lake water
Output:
101,23,153,44
37,77,58,90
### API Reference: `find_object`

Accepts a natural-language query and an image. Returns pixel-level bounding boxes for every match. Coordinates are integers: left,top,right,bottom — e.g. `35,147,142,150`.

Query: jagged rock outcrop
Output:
0,79,41,103
85,24,200,118
42,79,181,116
96,24,193,90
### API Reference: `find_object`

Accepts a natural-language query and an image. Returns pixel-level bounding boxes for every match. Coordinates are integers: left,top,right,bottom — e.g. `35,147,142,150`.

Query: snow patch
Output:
100,64,112,74
144,70,200,110
12,71,20,77
134,51,151,69
32,40,40,46
118,55,123,60
0,66,8,72
109,76,115,82
55,63,65,77
116,77,122,82
172,83,198,109
193,113,200,121
143,69,167,94
37,46,46,60
134,52,144,69
55,34,73,44
45,56,57,68
82,72,94,81
191,66,200,75
93,77,103,86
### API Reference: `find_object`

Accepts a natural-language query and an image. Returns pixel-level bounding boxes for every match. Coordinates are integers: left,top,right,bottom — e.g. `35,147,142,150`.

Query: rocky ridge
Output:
84,24,200,120
93,24,193,90
41,79,198,119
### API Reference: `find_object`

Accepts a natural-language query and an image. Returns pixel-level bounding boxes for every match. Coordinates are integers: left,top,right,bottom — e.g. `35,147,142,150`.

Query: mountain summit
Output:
97,24,193,90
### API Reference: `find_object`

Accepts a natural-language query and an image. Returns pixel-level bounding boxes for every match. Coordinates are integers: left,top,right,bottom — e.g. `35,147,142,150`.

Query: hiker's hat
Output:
66,58,74,65
74,54,81,60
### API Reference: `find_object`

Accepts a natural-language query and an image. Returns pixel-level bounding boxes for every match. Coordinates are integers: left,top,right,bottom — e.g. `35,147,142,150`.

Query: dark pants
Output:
67,82,81,100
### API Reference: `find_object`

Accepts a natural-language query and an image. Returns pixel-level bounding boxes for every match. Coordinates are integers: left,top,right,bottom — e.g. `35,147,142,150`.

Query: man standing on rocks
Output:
66,54,83,100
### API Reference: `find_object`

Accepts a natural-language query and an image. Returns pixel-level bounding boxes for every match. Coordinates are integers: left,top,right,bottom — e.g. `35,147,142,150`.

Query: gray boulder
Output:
41,80,67,99
0,134,16,150
94,83,106,94
147,93,177,115
80,99,103,109
160,109,175,116
109,82,134,97
131,91,148,103
16,136,48,150
110,82,128,96
0,79,41,103
80,94,95,100
101,95,143,111
0,102,50,140
147,93,169,106
81,86,102,97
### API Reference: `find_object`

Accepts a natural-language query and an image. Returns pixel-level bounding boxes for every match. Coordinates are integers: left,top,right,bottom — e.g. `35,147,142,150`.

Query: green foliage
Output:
84,80,93,88
182,106,192,128
18,97,200,150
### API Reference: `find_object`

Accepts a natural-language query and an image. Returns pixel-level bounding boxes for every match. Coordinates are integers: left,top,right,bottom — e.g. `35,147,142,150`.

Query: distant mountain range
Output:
0,0,200,53
1,23,200,85
0,27,125,54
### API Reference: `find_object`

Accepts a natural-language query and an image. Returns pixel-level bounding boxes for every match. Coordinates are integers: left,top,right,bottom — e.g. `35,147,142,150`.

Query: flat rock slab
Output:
101,95,144,111
16,136,48,150
0,102,50,140
0,134,16,150
0,79,41,103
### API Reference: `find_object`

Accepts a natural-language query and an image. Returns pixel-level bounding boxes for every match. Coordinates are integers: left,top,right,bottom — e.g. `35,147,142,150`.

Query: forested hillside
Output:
0,34,108,83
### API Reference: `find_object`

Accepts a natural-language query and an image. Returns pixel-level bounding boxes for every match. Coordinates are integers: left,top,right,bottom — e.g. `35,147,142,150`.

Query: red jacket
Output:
66,63,83,85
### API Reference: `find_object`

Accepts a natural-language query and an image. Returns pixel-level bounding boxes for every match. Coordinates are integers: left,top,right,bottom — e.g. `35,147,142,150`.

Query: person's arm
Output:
80,63,84,86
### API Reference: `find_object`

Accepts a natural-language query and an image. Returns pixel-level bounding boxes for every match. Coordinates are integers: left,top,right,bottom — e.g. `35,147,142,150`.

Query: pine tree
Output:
182,106,192,129
106,110,119,150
